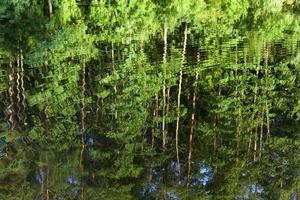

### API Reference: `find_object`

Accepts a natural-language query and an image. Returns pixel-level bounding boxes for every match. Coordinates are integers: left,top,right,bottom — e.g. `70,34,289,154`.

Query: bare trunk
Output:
16,54,21,122
79,63,86,200
20,50,26,124
254,125,258,161
187,50,199,184
80,63,86,171
112,42,118,120
251,56,260,157
259,110,264,160
248,129,252,152
176,24,188,166
48,0,53,16
162,23,168,149
266,104,270,138
152,93,158,148
235,39,240,161
264,42,270,139
7,58,15,130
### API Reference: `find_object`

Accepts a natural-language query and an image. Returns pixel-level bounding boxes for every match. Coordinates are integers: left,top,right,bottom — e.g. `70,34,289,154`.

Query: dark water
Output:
1,1,300,199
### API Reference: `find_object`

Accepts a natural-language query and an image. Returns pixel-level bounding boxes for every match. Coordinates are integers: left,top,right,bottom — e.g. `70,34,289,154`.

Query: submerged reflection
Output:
0,0,299,199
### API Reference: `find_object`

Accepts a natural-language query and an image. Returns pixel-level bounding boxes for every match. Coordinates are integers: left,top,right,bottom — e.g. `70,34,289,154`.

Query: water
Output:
0,1,300,199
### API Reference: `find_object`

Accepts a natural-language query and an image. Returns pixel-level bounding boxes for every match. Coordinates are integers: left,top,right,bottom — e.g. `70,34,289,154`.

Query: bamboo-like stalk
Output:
176,24,188,166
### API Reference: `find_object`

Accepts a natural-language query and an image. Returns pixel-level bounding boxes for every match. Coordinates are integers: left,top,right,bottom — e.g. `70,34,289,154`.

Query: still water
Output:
0,1,300,199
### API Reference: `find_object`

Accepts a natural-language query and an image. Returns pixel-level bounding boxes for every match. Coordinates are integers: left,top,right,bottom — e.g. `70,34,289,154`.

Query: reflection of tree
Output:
0,0,299,199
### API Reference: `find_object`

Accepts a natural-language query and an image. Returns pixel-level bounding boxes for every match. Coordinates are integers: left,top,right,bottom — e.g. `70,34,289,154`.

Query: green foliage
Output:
0,1,299,199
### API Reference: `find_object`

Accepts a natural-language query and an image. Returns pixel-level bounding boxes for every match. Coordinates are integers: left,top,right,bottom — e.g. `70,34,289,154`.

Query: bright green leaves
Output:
29,23,97,66
90,0,159,44
53,0,81,24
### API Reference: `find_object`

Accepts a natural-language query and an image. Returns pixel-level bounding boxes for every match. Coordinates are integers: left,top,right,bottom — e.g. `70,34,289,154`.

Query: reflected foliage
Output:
0,0,300,199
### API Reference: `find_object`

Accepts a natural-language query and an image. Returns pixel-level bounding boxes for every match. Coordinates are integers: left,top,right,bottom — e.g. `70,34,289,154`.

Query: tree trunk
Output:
7,58,15,130
48,0,53,16
80,63,86,171
187,50,199,184
162,23,168,149
112,42,118,120
176,24,188,166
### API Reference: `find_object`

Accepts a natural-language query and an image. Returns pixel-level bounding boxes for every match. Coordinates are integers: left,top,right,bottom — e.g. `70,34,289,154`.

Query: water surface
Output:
0,1,300,199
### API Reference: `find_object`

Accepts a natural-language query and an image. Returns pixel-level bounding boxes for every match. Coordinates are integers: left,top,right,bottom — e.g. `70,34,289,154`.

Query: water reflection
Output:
0,0,300,199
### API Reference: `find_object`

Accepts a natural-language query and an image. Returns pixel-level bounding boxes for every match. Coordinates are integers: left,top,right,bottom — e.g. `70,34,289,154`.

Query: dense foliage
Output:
0,0,300,199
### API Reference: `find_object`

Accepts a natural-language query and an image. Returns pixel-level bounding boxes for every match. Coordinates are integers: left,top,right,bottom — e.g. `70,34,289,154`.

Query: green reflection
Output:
0,0,300,199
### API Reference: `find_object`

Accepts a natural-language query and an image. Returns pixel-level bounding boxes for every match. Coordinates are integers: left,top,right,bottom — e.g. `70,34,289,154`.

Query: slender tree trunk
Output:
254,125,258,161
187,50,199,185
20,50,26,124
148,166,153,185
7,58,15,130
112,42,117,120
264,42,270,139
176,24,188,166
248,128,252,152
266,104,270,138
16,53,21,122
41,167,44,200
166,87,170,122
251,56,260,157
80,63,86,171
259,110,264,160
46,169,49,200
162,23,168,149
235,39,241,161
79,63,86,200
152,93,158,148
48,0,53,16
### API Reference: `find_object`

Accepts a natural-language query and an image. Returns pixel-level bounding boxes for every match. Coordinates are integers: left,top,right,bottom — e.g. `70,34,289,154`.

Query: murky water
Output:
1,1,300,199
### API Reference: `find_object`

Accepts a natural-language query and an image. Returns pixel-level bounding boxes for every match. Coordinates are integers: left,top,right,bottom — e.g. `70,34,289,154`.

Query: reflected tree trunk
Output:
15,50,26,127
80,62,86,171
7,58,16,130
48,0,53,16
16,53,21,123
259,109,264,160
39,165,49,200
187,50,199,185
264,42,270,139
176,24,188,165
162,23,168,149
80,62,86,199
20,50,26,125
152,93,158,148
254,119,258,161
235,39,241,161
250,55,260,159
112,42,118,120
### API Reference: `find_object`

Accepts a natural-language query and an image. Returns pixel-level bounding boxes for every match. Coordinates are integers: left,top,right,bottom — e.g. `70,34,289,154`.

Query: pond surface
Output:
0,1,300,199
